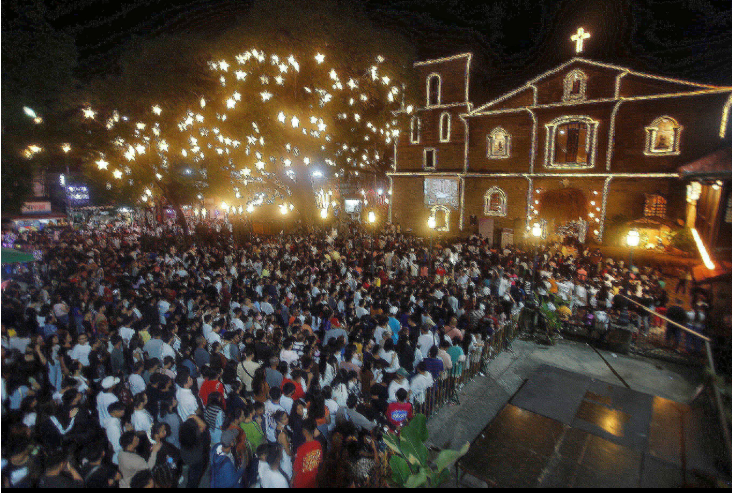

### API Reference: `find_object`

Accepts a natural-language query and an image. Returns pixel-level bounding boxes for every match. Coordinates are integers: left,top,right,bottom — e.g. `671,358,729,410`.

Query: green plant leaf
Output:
401,413,428,444
383,431,402,456
436,468,452,486
400,435,428,466
404,467,428,488
435,442,470,473
390,455,411,487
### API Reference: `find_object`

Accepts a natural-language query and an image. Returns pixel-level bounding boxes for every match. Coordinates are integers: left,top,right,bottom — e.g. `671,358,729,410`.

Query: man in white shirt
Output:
97,377,120,425
128,362,147,396
119,323,135,345
175,373,200,421
279,339,299,367
69,334,92,367
104,402,126,465
417,327,436,358
410,362,434,405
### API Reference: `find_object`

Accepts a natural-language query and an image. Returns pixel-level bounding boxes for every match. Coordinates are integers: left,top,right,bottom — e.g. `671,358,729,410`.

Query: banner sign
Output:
21,201,52,214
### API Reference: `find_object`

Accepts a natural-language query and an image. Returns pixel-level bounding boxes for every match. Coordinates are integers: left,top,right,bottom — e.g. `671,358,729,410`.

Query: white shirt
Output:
280,395,294,415
129,374,146,396
259,462,290,488
69,343,92,366
418,333,436,358
119,326,135,345
104,416,123,465
176,386,199,421
132,409,154,435
280,349,298,367
97,391,119,424
410,373,434,404
388,379,411,403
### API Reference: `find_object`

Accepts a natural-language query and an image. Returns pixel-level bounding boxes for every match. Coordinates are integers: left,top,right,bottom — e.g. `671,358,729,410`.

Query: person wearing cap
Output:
209,428,247,488
97,376,120,424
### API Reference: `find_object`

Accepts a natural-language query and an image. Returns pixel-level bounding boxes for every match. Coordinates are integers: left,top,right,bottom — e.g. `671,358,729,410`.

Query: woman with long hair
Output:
274,410,293,481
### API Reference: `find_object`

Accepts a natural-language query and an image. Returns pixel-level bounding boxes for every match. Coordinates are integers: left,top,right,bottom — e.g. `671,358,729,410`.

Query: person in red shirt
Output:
293,419,323,488
386,388,413,431
281,370,306,401
199,366,226,409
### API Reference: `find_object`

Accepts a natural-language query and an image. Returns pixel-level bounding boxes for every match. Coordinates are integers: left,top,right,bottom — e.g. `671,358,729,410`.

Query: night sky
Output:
9,0,732,104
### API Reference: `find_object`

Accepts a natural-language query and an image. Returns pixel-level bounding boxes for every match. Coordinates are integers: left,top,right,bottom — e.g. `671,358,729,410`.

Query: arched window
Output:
563,69,588,102
430,205,450,232
484,187,507,216
410,116,421,144
427,74,441,107
439,112,451,142
644,194,667,218
544,116,599,168
487,127,510,158
645,116,682,155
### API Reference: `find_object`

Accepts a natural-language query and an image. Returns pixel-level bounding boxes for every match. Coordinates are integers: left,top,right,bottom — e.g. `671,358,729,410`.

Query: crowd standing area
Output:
0,219,710,488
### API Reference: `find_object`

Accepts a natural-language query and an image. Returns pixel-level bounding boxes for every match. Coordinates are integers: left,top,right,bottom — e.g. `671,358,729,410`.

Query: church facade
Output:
388,45,732,245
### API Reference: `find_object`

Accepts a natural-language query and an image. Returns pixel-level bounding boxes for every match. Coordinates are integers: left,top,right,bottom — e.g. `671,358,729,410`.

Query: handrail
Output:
618,295,710,342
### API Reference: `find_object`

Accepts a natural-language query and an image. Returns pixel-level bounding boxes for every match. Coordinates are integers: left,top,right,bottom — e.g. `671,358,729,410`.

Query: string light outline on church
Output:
388,28,732,245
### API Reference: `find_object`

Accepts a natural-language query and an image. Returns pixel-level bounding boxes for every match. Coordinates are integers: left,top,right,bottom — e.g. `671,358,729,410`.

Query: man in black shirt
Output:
77,445,120,488
38,449,84,488
665,299,688,350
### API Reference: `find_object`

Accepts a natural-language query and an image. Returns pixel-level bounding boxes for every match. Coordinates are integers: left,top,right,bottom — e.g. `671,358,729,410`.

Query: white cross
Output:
571,27,591,53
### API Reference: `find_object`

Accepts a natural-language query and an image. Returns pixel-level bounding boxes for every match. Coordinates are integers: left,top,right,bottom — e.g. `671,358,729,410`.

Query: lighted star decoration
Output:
82,49,405,213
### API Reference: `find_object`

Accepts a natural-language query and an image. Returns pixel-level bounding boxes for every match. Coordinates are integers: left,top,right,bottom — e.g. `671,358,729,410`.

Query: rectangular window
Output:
554,123,588,164
424,148,436,169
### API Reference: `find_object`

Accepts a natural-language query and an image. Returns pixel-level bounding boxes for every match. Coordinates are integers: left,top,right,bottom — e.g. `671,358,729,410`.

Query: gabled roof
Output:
414,53,472,67
470,57,727,115
678,146,732,179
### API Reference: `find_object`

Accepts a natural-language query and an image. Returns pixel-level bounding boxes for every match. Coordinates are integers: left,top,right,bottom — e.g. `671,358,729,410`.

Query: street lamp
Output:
531,223,542,293
428,216,436,277
626,229,640,270
367,211,376,279
320,208,328,219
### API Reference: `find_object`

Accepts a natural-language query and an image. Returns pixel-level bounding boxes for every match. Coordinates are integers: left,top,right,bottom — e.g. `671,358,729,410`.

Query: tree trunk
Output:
171,200,190,237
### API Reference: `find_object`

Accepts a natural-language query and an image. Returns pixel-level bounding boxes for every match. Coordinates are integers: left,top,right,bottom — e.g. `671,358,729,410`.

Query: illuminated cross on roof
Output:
571,27,591,53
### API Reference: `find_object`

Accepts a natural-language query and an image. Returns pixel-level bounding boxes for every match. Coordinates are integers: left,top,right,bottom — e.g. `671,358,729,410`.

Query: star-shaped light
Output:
82,107,96,119
277,112,286,123
113,169,123,179
261,91,272,102
291,116,299,128
219,60,229,71
152,105,162,115
96,159,108,169
315,53,325,64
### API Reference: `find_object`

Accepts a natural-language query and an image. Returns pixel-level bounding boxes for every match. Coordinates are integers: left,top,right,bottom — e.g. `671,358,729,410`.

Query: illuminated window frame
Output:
486,127,511,159
423,148,436,170
562,69,588,102
544,115,599,169
644,116,682,156
430,205,450,232
644,194,667,218
426,73,441,107
410,116,421,144
483,186,507,216
439,112,451,142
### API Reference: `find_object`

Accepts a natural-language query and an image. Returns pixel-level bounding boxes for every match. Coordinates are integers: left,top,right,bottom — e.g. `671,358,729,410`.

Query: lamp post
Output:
626,229,640,270
368,211,376,279
428,216,436,277
531,222,542,293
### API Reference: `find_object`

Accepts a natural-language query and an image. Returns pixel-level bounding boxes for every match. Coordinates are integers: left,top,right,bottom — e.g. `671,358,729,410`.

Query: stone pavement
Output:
426,338,705,456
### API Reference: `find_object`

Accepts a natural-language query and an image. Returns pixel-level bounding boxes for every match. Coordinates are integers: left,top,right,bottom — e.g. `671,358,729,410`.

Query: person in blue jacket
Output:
209,428,247,488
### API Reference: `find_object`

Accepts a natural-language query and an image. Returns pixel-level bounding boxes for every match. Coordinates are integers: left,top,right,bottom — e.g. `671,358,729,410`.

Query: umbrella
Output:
1,248,36,265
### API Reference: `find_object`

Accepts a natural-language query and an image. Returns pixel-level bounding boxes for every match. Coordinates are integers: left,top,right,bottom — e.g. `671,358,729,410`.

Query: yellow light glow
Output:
246,204,254,213
23,106,37,118
219,60,229,71
691,228,716,270
82,107,96,119
96,159,108,169
291,116,299,128
113,170,123,179
152,105,162,115
320,209,328,219
61,143,71,153
277,112,286,123
532,223,542,238
368,211,376,224
626,229,640,247
315,53,325,64
571,27,591,53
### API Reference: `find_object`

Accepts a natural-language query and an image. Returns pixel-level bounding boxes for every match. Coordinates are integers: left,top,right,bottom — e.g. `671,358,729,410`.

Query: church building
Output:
388,29,732,246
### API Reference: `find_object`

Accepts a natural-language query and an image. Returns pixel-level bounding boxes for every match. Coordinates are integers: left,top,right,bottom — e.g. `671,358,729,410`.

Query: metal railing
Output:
412,316,519,418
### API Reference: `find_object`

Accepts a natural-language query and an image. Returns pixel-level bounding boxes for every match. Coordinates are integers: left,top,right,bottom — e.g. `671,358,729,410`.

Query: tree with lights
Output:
77,0,416,232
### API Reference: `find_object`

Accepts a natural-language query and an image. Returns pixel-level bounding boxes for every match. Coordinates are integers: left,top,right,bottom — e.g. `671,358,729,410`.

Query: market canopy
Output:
1,248,35,264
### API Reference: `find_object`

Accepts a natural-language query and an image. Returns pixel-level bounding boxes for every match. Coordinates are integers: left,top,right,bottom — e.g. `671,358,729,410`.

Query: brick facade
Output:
389,54,732,244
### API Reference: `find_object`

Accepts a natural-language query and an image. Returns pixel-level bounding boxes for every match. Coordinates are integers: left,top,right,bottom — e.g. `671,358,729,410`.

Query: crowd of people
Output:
0,218,708,488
